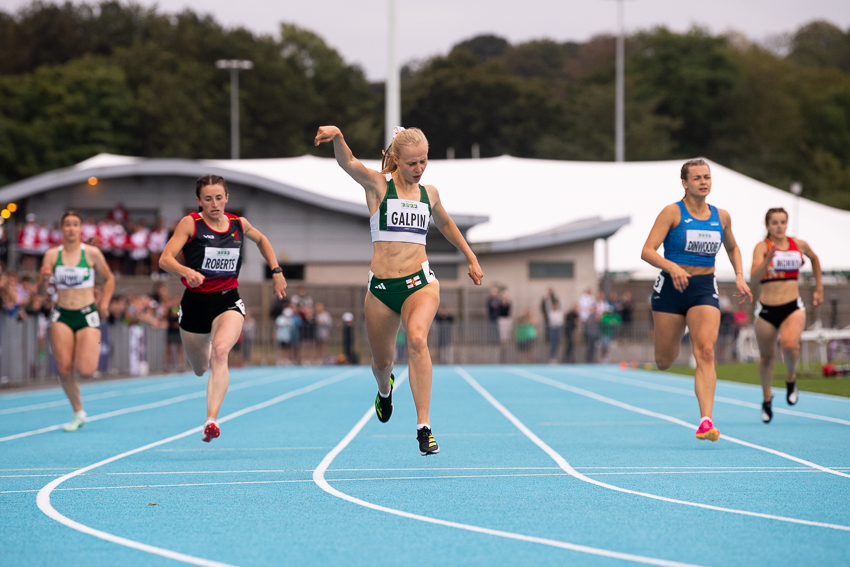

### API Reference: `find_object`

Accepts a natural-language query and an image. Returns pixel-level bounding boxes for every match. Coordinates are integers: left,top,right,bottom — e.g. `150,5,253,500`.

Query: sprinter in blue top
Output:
641,159,752,442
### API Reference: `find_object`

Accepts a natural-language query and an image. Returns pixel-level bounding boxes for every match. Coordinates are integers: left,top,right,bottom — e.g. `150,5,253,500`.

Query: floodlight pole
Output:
385,0,401,148
615,0,625,162
791,181,802,236
216,59,254,159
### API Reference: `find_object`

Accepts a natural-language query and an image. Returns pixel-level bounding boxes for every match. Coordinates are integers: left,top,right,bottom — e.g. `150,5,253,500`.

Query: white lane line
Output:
625,369,850,405
8,466,850,479
10,469,850,494
0,379,212,415
312,371,705,567
561,368,850,426
0,369,315,443
509,367,850,481
460,367,850,532
35,367,362,567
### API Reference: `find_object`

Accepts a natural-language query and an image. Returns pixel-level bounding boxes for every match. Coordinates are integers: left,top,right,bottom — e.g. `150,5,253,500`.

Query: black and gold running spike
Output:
375,374,394,423
417,426,440,456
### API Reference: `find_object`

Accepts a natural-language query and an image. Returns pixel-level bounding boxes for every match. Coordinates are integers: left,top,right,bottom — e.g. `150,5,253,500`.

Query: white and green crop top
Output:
370,179,432,245
53,244,95,290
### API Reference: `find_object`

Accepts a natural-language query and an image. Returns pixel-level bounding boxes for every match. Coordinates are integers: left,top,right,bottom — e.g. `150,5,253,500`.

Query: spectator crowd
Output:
9,204,172,277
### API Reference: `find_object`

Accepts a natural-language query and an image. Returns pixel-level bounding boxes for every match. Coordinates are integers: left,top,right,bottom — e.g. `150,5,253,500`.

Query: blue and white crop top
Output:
370,179,432,245
663,201,723,268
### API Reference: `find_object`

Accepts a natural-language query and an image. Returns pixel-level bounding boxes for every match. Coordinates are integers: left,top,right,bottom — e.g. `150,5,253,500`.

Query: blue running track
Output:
2,365,849,566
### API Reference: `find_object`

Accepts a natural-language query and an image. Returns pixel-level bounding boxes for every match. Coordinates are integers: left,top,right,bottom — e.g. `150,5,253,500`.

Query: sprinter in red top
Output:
751,207,822,423
160,175,287,442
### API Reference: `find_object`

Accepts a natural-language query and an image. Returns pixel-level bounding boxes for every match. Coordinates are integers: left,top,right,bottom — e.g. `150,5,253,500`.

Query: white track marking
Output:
313,371,706,567
0,379,212,415
36,368,361,567
562,368,850,426
458,367,850,532
509,367,850,480
11,469,850,494
8,465,849,479
0,369,314,443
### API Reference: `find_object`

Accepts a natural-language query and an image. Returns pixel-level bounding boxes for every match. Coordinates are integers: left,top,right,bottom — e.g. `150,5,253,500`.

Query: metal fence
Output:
3,315,848,387
0,314,168,386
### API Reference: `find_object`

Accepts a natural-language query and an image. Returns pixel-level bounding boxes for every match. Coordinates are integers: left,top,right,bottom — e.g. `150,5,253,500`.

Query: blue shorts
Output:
651,272,719,315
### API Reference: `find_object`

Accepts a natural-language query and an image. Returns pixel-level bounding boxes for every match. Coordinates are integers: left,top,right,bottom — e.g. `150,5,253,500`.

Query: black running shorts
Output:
179,288,245,334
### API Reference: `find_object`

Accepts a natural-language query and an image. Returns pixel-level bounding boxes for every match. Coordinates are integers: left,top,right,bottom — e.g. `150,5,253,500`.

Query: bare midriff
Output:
371,241,429,278
56,287,96,311
758,279,799,306
676,264,715,276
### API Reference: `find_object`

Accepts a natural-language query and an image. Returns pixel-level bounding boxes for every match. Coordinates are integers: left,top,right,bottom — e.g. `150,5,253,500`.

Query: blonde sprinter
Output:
642,160,752,442
751,208,822,422
314,125,483,455
39,211,115,432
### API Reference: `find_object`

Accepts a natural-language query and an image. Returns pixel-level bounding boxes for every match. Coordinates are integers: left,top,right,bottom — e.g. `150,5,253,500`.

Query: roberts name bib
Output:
386,200,430,234
685,230,722,256
772,250,803,272
202,247,240,275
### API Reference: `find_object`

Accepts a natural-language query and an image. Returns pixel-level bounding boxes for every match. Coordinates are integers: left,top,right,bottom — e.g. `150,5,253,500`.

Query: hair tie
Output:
392,126,405,140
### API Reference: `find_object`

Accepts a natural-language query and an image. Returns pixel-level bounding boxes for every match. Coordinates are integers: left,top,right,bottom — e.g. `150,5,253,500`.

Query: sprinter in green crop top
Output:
38,211,114,432
315,125,483,456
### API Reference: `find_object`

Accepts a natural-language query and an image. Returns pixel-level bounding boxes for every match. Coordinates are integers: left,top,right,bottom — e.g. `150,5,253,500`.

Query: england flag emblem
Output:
405,275,422,289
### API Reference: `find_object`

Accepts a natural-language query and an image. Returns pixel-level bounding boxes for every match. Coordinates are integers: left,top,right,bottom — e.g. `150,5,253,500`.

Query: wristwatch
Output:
271,267,283,275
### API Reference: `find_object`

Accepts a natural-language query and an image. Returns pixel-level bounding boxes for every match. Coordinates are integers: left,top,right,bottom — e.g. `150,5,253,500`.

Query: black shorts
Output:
179,288,245,334
651,272,719,316
755,298,804,329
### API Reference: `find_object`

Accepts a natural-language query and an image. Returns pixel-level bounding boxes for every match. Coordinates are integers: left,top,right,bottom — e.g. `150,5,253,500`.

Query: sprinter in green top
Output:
315,125,483,456
39,211,114,432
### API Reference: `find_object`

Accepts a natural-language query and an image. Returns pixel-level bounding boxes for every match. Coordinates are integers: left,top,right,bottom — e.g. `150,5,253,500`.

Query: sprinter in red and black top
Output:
751,207,822,423
160,175,287,442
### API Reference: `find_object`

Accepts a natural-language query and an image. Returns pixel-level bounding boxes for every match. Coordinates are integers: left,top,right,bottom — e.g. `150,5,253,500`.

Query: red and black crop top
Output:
181,212,244,293
760,237,804,284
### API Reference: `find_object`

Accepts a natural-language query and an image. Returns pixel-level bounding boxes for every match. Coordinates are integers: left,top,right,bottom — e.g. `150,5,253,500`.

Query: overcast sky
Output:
2,0,849,80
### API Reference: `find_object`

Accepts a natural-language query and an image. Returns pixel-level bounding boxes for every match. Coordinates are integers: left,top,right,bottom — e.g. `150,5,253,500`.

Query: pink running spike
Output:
695,418,720,442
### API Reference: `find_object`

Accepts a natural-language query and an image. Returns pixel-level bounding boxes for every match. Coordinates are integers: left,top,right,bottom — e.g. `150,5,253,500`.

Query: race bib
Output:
772,251,803,272
685,230,722,256
54,265,93,289
85,311,101,328
653,274,664,293
386,200,430,234
201,247,240,275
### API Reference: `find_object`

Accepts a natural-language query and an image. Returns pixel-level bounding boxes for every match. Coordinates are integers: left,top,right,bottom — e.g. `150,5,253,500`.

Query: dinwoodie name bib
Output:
664,201,724,268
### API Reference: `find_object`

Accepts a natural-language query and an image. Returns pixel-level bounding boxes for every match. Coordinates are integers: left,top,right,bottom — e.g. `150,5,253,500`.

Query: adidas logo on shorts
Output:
374,283,386,290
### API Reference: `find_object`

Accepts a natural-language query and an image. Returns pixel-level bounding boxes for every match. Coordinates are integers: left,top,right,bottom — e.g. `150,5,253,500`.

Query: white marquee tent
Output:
73,153,850,281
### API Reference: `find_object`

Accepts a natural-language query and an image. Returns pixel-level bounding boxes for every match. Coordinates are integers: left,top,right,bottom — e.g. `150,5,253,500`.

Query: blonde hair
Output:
381,127,429,174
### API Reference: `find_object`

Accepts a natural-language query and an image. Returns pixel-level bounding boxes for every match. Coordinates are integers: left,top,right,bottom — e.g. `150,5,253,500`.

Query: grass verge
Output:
662,362,850,398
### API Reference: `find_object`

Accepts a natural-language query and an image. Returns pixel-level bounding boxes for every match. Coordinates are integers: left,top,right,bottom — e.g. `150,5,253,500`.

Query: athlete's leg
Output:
685,305,721,418
364,292,402,395
778,309,807,384
205,310,244,419
401,283,441,426
180,329,212,376
754,317,779,401
50,323,82,412
73,327,102,378
652,311,687,370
